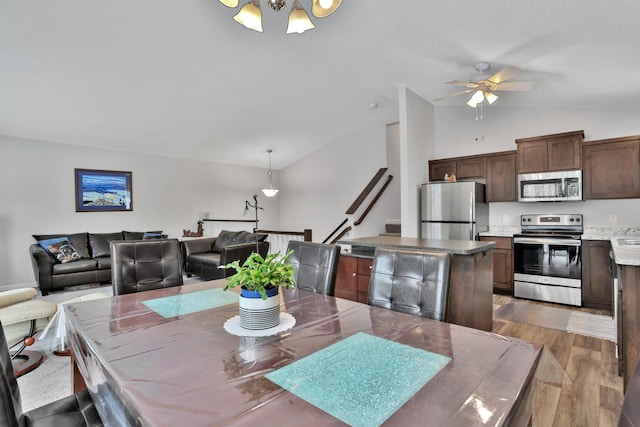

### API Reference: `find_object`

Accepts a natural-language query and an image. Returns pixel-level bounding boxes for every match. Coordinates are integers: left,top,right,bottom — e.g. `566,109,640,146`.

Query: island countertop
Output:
337,235,495,256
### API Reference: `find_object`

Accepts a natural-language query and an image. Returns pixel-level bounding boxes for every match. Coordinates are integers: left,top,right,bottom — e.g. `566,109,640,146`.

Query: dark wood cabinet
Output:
428,159,457,182
428,155,485,182
335,255,371,303
581,240,613,311
583,135,640,200
485,151,517,202
335,255,357,301
356,257,373,303
516,130,583,173
479,236,513,294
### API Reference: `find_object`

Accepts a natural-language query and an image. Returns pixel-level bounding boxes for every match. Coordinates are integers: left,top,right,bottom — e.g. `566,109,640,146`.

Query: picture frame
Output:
75,168,133,212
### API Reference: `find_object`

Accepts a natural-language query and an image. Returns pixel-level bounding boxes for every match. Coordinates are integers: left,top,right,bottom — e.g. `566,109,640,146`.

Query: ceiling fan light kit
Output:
435,62,536,119
222,0,341,34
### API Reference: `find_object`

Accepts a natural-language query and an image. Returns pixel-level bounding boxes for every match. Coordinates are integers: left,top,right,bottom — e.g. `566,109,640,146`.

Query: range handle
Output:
513,237,582,246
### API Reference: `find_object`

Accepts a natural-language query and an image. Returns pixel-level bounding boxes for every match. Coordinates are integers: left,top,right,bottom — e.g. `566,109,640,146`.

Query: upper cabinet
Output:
583,135,640,199
516,130,584,173
486,151,517,202
428,155,485,182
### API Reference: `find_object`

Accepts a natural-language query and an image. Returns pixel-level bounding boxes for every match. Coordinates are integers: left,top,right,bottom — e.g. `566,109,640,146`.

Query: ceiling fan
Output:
434,62,536,107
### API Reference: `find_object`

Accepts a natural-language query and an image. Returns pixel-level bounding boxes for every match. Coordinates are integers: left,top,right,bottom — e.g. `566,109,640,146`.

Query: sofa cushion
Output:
186,253,222,267
95,256,111,270
33,233,90,259
53,259,98,275
123,230,163,240
89,232,124,257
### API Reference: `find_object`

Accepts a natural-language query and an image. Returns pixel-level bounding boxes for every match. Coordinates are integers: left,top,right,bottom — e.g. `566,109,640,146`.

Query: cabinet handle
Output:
369,265,372,269
352,273,356,277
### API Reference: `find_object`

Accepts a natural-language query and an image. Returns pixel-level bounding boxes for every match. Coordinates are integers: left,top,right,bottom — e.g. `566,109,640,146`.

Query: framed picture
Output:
75,168,133,212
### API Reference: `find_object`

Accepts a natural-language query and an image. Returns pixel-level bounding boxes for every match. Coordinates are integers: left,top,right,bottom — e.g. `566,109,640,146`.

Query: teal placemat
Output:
142,289,238,318
266,332,451,427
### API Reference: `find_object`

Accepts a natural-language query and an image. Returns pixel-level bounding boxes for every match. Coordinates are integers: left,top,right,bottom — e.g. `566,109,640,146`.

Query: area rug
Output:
494,302,615,342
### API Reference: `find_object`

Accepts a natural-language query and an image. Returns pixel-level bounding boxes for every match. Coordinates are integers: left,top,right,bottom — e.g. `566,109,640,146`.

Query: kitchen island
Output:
611,237,640,391
337,236,495,331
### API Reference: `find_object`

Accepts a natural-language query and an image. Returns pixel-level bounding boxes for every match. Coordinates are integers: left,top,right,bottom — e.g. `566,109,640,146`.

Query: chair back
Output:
368,247,452,321
0,321,23,427
111,239,184,296
286,241,340,296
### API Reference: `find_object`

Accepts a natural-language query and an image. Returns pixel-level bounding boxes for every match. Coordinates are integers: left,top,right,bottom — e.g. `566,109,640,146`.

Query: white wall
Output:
0,135,280,288
279,107,398,244
399,86,435,237
434,105,640,228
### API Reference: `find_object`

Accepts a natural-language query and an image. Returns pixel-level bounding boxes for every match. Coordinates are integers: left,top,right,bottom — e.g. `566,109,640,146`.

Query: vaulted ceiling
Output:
1,1,639,169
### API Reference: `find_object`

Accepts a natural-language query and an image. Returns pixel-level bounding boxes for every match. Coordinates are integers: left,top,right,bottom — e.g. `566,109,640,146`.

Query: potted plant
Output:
224,251,295,330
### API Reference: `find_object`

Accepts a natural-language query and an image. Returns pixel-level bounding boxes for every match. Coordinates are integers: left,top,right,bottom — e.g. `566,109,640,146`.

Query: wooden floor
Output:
492,295,623,427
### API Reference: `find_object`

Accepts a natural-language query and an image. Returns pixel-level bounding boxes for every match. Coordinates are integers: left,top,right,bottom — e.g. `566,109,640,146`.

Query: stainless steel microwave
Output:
517,170,583,202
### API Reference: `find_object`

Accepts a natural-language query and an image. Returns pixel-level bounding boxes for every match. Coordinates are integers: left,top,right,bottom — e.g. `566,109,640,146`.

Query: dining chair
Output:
367,247,452,321
0,320,104,427
110,239,183,296
286,241,340,296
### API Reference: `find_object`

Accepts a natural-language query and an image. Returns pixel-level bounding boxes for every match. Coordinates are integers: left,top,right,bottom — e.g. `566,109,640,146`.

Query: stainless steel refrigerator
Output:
420,181,489,240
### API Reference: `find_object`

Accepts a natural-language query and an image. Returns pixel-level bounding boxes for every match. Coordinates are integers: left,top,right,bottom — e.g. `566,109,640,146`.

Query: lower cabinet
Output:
335,255,372,303
581,240,614,311
479,236,513,294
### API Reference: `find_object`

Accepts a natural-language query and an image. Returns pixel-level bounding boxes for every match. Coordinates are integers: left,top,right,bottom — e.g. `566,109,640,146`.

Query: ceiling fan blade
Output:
493,81,536,91
432,89,474,102
445,80,479,88
487,66,523,84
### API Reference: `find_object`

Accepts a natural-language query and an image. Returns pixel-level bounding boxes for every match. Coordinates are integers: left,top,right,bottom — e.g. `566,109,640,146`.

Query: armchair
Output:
0,288,57,377
182,230,269,280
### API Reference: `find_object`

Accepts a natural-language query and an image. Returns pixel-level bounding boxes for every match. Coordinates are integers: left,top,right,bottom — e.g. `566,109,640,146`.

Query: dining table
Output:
64,280,544,427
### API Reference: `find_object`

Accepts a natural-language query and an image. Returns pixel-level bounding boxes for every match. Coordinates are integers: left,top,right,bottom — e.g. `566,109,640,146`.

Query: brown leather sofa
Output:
182,230,269,280
30,231,162,295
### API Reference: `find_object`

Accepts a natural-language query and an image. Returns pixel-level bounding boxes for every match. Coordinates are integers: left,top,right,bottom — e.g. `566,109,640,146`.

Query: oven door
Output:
513,235,582,306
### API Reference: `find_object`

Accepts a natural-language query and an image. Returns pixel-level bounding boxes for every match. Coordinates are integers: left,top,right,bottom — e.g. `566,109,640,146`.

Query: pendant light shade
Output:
466,90,484,108
261,149,279,198
311,0,342,18
286,0,315,34
484,91,498,105
219,0,239,7
234,0,263,32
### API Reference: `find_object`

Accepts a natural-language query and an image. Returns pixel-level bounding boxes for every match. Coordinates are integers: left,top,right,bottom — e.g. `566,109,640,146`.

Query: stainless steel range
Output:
513,214,583,306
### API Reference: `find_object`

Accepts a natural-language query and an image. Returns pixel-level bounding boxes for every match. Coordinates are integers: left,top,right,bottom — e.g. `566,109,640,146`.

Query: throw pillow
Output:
212,230,246,252
242,232,268,243
142,233,168,239
38,237,81,263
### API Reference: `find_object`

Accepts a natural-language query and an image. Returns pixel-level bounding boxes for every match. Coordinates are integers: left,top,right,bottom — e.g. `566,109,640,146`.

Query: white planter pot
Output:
239,287,280,330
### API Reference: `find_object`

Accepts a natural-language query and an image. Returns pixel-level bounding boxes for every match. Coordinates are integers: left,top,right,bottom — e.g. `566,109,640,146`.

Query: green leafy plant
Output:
224,251,296,299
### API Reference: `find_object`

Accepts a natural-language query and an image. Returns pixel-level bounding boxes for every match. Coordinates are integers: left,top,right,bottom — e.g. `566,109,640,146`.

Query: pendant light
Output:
261,149,279,198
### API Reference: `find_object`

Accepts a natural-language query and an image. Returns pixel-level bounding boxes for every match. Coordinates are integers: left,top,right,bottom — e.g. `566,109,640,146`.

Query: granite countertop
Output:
610,237,640,267
337,235,495,256
479,227,520,238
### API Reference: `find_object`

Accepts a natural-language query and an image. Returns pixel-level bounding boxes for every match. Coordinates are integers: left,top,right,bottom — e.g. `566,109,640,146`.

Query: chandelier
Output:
219,0,342,34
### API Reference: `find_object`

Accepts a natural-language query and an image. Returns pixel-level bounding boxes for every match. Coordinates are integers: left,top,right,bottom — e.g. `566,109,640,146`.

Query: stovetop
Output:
519,214,583,236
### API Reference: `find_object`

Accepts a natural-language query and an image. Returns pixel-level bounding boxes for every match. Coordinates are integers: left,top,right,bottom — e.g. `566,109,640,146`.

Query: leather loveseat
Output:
182,230,269,280
30,231,162,295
